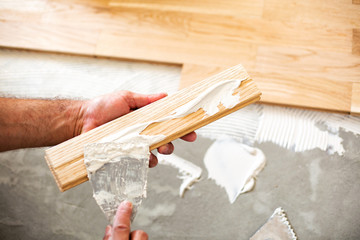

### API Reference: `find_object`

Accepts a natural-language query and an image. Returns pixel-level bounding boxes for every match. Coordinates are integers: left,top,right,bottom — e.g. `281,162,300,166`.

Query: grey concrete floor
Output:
1,49,359,239
1,133,359,239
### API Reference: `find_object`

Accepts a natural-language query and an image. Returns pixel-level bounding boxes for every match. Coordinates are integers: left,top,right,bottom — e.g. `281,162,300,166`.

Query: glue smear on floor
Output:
199,104,360,154
193,104,360,203
204,138,266,203
157,153,202,197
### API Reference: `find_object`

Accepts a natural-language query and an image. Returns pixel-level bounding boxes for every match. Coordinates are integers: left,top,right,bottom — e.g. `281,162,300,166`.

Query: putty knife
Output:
84,142,149,222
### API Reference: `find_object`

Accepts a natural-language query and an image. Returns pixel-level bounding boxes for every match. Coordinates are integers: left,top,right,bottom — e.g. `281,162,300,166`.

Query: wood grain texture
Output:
354,29,360,55
351,82,360,115
45,64,261,191
95,8,352,63
181,63,354,113
0,0,359,113
95,8,259,66
255,46,360,83
180,64,229,89
264,0,360,29
109,0,264,18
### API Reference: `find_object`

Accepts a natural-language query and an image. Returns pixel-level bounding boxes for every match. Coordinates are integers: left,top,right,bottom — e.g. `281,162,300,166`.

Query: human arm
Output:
0,97,83,151
0,91,196,165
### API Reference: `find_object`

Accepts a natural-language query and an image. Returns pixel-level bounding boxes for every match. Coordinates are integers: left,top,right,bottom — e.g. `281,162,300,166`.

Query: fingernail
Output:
121,200,132,209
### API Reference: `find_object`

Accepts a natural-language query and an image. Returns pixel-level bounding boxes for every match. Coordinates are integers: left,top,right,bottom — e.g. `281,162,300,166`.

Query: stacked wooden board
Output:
0,0,359,114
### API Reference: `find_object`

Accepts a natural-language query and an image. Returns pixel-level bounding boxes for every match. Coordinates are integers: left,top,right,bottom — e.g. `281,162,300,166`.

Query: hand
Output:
79,91,197,167
103,201,147,240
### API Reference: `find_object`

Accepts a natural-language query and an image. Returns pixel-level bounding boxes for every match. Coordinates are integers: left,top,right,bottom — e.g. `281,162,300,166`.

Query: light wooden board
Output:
182,63,355,112
354,29,360,55
45,64,261,192
0,0,359,113
109,0,264,18
351,82,360,115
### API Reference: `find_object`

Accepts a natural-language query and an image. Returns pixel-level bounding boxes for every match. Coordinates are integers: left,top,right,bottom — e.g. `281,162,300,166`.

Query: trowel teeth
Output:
250,207,297,240
272,207,297,240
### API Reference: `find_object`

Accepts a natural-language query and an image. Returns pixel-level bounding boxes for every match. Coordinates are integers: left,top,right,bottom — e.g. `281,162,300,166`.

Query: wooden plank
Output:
180,44,360,113
255,46,360,84
45,64,261,192
247,45,359,112
0,21,98,55
354,29,360,55
180,64,229,90
109,0,264,18
0,0,359,113
181,63,355,113
251,72,352,112
351,82,360,115
1,2,355,61
263,0,360,29
94,8,261,66
96,24,258,67
95,8,352,61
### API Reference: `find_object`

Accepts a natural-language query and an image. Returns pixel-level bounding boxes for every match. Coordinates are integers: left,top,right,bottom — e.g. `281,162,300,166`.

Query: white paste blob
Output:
87,77,246,172
86,134,165,173
172,79,244,117
157,153,202,197
204,137,266,203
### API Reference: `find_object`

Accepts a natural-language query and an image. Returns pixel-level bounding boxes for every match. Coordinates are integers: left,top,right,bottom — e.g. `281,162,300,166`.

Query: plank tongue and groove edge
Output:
45,64,261,192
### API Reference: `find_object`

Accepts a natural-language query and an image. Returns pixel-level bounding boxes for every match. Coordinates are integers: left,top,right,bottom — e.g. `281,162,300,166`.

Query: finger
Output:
112,201,133,240
130,230,149,240
180,131,197,142
149,153,158,168
157,142,174,155
103,225,112,240
125,92,167,110
147,93,168,104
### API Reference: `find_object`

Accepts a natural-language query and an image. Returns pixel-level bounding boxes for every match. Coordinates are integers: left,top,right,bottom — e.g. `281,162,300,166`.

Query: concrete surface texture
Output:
0,49,359,239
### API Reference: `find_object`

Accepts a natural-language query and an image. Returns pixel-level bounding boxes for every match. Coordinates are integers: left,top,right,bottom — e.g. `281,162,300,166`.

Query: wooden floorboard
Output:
0,0,359,113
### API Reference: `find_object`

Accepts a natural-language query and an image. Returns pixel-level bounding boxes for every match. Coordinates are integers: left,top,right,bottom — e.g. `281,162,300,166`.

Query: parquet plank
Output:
45,65,261,191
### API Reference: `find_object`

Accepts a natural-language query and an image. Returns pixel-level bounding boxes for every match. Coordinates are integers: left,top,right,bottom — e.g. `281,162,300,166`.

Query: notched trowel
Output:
250,207,297,240
84,142,150,223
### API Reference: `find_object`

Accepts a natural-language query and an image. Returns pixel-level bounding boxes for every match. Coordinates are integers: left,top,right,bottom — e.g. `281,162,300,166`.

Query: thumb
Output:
103,225,112,240
127,92,167,109
147,93,168,104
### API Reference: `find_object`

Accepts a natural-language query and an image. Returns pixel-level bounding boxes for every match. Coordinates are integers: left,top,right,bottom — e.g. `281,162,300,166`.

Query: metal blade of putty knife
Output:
250,207,297,240
84,142,149,223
